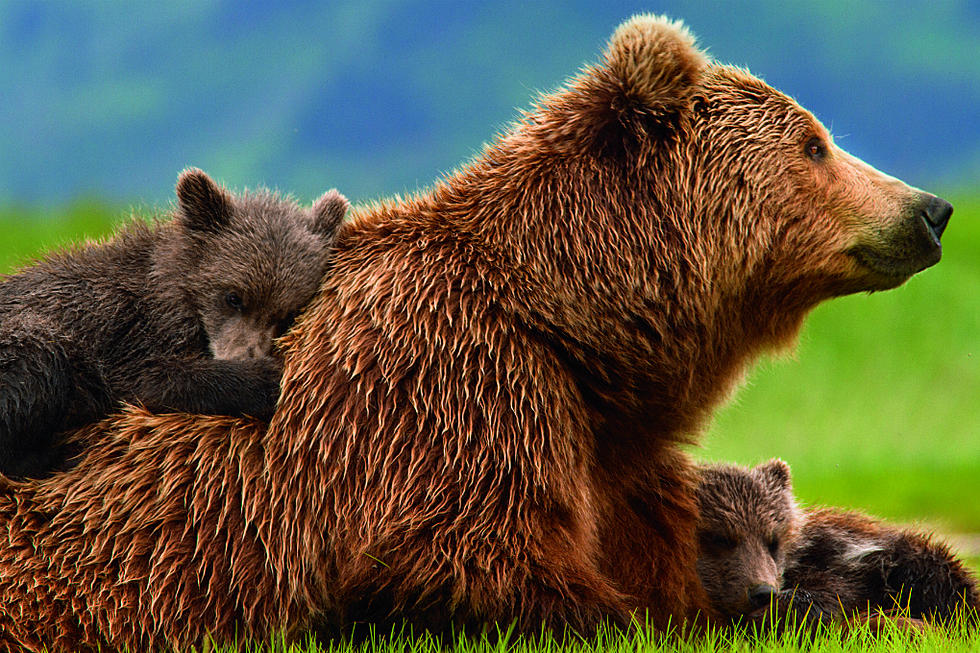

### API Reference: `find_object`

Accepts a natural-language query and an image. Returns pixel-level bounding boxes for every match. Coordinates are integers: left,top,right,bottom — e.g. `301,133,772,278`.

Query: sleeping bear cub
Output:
0,168,348,479
695,459,979,629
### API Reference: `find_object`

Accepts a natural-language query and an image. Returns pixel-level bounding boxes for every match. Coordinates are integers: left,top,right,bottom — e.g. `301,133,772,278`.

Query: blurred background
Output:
1,0,977,205
0,1,977,563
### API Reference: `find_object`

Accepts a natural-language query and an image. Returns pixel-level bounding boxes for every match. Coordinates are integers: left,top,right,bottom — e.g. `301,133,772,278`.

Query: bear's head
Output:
169,168,349,360
516,15,951,364
695,459,800,620
683,58,951,298
606,15,950,294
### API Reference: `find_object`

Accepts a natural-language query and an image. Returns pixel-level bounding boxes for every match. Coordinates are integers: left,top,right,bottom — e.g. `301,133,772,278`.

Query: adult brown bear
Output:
0,15,951,651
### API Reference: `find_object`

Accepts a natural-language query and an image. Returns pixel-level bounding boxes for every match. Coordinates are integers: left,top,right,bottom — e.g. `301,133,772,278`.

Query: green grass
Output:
0,199,129,272
195,617,980,653
1,195,977,650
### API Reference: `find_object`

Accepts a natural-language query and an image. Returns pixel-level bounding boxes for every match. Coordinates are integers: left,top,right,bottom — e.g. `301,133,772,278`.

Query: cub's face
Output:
195,227,329,360
690,67,952,298
696,459,800,620
174,169,349,361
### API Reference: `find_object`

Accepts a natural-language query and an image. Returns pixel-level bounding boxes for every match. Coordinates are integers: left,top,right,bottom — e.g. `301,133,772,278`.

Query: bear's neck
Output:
536,281,817,461
424,135,828,459
385,122,832,465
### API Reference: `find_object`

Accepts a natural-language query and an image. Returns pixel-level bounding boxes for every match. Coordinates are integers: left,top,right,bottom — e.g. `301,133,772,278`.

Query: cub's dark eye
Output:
804,137,827,161
767,538,780,556
225,292,244,311
276,311,299,337
700,532,737,553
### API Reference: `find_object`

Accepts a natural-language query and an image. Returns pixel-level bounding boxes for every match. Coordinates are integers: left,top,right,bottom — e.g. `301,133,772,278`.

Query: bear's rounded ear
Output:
310,189,350,241
757,458,792,492
175,168,232,233
603,14,707,112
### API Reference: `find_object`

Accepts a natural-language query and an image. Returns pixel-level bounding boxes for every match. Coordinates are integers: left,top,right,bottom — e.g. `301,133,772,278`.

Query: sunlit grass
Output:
189,614,980,653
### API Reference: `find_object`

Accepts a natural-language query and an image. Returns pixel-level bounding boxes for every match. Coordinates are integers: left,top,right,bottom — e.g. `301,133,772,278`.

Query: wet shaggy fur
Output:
0,169,348,479
784,508,980,627
695,460,801,620
695,461,980,629
0,14,954,650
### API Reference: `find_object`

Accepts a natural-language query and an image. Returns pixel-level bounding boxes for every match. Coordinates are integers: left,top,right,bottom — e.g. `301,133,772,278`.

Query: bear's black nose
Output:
748,584,778,609
921,195,953,241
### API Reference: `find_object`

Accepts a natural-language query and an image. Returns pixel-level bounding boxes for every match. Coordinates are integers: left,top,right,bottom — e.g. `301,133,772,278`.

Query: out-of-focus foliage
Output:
0,1,976,206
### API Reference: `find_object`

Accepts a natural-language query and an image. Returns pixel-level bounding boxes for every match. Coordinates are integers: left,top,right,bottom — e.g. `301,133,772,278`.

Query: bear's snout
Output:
748,583,778,610
918,194,953,246
845,190,952,289
900,191,952,270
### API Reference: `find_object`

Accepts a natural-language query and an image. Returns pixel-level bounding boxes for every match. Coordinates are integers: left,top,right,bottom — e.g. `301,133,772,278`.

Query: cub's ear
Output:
310,189,350,241
603,14,707,112
175,168,232,232
757,458,792,492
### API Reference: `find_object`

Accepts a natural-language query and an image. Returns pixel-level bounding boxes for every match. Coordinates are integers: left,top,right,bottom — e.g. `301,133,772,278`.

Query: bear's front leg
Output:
130,356,282,420
0,312,110,478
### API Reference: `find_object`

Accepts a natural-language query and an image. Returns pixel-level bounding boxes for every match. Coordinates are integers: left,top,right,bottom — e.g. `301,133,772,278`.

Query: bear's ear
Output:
310,189,350,241
175,168,232,233
757,458,792,492
602,14,707,113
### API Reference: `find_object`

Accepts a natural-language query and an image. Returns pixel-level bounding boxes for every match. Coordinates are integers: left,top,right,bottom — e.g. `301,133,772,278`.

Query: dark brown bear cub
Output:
695,460,980,628
695,459,802,620
0,168,348,479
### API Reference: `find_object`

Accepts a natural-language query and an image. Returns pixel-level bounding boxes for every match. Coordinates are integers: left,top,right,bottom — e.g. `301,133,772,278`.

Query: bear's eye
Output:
276,311,299,337
767,537,780,556
225,292,245,312
804,137,827,162
691,95,709,117
700,532,737,553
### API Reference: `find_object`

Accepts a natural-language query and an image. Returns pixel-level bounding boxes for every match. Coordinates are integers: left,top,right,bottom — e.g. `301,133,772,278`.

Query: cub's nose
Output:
748,584,778,609
921,195,953,241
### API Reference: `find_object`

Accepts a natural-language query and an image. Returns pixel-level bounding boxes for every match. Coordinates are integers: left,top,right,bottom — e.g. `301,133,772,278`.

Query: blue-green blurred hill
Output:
1,1,977,206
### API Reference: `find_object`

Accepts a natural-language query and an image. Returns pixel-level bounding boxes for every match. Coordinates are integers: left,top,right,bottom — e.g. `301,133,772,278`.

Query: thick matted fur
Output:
0,169,348,479
0,14,951,650
695,461,979,629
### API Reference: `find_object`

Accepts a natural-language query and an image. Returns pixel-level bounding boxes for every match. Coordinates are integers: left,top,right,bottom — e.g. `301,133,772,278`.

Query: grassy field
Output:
1,195,977,650
206,619,980,653
0,199,130,272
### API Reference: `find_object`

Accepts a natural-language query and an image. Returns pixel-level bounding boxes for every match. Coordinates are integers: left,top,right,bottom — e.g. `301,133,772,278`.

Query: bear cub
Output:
696,459,979,628
0,168,349,479
695,459,802,621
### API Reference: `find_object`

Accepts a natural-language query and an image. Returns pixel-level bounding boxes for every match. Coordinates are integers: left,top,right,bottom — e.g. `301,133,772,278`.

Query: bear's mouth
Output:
848,241,941,286
847,197,951,289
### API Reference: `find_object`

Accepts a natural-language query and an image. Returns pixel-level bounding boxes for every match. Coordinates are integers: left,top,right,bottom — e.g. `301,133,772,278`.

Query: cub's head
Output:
172,168,349,360
695,459,801,620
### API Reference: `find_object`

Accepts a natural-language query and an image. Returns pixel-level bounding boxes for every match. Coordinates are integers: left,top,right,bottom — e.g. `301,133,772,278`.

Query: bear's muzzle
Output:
847,191,953,288
919,194,953,247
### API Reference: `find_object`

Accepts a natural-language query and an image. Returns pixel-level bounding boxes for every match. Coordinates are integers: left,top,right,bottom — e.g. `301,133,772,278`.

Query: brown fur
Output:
0,168,349,479
0,14,953,650
695,461,980,630
695,460,801,620
784,508,980,627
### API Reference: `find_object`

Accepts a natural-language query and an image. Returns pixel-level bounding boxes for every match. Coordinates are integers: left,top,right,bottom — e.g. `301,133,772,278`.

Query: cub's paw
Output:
242,357,283,420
